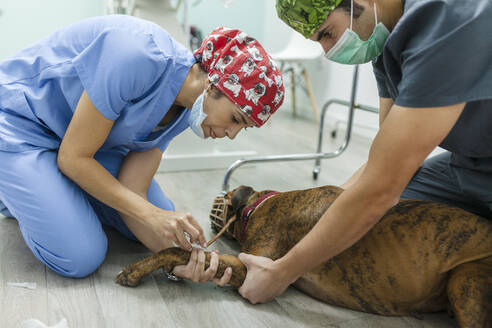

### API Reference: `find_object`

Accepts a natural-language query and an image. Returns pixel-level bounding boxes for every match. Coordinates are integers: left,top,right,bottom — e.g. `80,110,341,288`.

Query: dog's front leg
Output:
115,247,247,287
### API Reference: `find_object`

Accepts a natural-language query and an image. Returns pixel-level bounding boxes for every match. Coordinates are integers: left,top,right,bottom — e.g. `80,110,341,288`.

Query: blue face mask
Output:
324,1,389,65
188,89,208,139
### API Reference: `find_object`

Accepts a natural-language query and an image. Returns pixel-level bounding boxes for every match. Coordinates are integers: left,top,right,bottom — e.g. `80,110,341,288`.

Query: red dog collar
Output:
240,191,279,239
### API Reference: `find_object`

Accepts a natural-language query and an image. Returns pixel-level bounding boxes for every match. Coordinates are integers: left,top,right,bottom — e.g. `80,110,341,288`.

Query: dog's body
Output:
116,185,492,328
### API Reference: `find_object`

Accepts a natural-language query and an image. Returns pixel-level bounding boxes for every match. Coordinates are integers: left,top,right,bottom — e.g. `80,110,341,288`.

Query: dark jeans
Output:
401,151,492,219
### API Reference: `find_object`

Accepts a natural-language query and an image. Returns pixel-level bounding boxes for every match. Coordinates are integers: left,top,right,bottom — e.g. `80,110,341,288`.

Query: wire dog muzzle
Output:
208,195,237,246
208,192,280,246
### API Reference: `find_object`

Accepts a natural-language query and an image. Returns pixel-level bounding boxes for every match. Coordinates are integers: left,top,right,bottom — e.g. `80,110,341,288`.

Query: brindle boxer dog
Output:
116,185,492,328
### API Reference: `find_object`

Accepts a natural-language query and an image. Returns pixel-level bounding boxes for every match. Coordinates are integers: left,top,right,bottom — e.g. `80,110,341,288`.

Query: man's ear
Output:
231,185,255,212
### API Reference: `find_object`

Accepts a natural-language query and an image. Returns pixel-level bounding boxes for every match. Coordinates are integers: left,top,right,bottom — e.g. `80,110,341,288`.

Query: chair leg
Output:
291,69,296,117
302,68,320,123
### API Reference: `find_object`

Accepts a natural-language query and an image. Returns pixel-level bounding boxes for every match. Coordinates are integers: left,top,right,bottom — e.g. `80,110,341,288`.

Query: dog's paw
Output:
115,267,142,287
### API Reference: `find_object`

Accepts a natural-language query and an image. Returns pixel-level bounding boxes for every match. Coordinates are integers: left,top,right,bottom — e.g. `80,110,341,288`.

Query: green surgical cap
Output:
276,0,343,38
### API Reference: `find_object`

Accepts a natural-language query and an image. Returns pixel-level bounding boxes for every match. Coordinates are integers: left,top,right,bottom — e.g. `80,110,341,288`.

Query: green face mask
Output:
325,1,389,65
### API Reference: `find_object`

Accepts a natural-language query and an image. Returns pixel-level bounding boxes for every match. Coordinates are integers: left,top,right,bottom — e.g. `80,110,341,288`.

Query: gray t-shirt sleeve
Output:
372,57,392,99
394,0,492,107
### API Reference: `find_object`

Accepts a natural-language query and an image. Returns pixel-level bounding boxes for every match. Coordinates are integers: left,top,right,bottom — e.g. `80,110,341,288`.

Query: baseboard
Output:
325,113,378,141
158,150,257,173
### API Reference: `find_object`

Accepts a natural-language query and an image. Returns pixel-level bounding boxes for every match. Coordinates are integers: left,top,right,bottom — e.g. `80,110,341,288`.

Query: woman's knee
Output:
0,201,13,218
65,234,108,278
28,230,108,278
147,179,175,211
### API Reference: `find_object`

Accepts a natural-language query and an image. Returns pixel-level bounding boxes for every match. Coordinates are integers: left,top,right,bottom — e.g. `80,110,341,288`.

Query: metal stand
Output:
220,65,379,193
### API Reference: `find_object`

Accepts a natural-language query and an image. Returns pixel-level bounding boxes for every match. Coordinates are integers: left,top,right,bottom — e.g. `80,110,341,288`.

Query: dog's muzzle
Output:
208,196,236,246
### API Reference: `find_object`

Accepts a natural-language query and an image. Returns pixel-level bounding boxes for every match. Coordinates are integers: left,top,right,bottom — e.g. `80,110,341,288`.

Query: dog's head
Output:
209,185,275,243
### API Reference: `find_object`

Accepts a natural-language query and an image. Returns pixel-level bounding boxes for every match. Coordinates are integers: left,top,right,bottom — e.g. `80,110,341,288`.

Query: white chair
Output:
270,31,325,122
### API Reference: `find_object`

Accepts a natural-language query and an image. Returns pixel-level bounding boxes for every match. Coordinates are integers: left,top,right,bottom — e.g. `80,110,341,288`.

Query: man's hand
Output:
237,253,294,304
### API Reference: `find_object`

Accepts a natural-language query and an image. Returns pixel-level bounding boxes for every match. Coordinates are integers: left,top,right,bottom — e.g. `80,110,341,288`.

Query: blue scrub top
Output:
0,15,195,153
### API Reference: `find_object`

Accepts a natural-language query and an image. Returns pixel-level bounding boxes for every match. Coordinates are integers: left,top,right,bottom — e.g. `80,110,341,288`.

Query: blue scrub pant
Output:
0,147,174,278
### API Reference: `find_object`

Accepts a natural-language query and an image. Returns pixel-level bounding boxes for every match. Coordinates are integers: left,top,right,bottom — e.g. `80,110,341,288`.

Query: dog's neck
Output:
245,190,277,205
232,190,278,242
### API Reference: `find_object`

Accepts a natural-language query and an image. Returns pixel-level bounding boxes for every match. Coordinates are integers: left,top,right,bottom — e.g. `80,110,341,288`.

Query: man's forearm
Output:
259,103,465,301
58,156,156,221
340,163,366,190
276,182,397,282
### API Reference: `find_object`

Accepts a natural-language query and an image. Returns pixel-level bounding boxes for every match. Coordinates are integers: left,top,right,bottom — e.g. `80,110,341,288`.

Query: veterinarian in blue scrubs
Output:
0,16,284,280
236,0,492,304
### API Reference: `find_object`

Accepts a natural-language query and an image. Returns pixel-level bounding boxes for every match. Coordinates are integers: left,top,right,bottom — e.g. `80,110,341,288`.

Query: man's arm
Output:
281,102,465,279
238,101,465,303
341,97,394,190
378,97,394,127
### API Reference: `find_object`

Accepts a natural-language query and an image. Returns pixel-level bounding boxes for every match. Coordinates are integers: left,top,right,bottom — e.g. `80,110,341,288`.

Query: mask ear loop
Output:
350,0,354,30
373,1,378,25
201,83,212,107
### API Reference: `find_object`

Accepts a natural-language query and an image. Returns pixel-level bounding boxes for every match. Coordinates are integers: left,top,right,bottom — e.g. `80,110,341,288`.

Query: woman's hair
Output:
337,0,364,19
197,63,208,74
196,64,225,99
209,84,225,100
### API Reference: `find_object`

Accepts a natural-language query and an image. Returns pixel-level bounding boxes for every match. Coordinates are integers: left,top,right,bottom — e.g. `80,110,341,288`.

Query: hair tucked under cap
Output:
194,27,285,127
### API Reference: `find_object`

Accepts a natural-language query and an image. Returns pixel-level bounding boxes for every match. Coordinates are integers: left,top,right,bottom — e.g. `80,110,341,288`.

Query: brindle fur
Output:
116,185,492,328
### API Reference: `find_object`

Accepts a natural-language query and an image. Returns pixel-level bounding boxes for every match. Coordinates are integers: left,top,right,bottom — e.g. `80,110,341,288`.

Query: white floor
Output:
0,109,458,328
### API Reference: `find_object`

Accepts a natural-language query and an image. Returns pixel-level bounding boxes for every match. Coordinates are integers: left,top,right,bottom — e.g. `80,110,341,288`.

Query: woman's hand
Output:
172,248,232,286
146,208,207,251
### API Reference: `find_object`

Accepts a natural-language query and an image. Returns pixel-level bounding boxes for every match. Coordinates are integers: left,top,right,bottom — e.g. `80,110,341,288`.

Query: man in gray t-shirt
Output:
371,0,492,218
235,0,492,304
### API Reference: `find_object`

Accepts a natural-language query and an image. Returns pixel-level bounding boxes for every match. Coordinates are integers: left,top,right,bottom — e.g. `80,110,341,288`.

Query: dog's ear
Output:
231,186,255,212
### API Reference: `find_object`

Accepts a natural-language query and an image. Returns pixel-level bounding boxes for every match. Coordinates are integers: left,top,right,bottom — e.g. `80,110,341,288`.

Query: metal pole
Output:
220,65,379,193
312,98,378,179
314,65,358,178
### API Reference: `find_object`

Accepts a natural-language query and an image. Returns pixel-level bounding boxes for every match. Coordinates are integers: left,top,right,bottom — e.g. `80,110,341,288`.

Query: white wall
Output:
186,0,266,43
0,0,380,138
0,0,381,172
0,0,105,60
